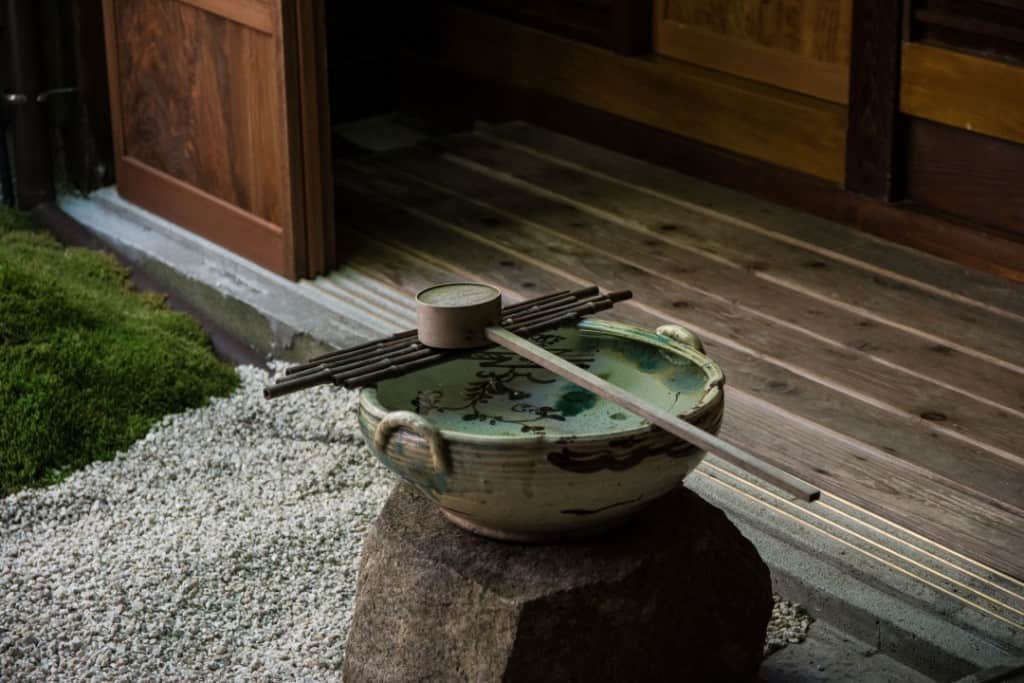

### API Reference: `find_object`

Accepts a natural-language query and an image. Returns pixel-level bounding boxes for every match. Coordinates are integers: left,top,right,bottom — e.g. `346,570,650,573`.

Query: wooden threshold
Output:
116,157,288,275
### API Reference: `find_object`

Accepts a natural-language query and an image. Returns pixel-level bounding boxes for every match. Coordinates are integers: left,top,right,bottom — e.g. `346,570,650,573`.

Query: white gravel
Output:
0,364,392,681
1,362,811,680
764,594,813,656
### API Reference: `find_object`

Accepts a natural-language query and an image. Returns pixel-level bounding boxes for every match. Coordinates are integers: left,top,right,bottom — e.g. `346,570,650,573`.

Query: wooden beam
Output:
653,15,851,104
175,0,276,34
434,5,848,182
901,42,1024,146
295,0,335,277
907,119,1024,241
117,157,288,275
845,0,906,199
337,161,1024,504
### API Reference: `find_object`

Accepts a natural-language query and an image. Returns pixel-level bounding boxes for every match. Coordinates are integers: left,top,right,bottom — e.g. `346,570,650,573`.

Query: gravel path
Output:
1,364,810,680
1,365,392,681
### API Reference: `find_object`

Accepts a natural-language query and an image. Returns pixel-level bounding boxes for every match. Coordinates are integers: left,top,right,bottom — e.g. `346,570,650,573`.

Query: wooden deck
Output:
327,122,1024,587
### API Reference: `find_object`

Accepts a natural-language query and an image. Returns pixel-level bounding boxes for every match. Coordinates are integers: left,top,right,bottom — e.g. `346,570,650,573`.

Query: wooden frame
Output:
844,0,905,200
907,119,1024,240
901,42,1024,146
435,6,848,182
651,0,853,104
293,0,335,276
101,0,332,279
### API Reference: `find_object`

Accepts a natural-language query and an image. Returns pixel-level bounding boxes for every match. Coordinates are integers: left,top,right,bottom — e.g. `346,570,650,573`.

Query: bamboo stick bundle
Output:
266,282,820,502
282,286,598,377
263,287,630,399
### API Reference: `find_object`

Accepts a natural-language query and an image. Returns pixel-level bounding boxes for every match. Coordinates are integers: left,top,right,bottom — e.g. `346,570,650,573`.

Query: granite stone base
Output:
343,484,772,682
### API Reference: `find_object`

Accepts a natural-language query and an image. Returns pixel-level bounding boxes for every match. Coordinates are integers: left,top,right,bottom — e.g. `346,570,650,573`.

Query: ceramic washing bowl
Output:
357,319,725,541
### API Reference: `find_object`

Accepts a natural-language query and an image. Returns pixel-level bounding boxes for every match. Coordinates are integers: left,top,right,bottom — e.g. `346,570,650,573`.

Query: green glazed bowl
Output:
357,319,724,541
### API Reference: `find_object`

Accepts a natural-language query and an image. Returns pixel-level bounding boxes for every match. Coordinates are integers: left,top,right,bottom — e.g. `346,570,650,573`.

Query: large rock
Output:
344,484,771,682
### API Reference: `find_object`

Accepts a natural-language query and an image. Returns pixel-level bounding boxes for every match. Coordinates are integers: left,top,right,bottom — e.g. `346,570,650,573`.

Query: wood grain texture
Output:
102,0,325,278
115,0,287,224
295,0,334,276
721,391,1024,581
485,122,1024,319
653,0,852,103
175,0,275,33
433,5,848,181
383,145,1024,429
659,0,852,62
422,74,1024,281
330,178,1024,579
901,42,1024,145
845,0,904,198
907,118,1024,239
435,136,1024,373
336,164,1024,511
355,152,1024,470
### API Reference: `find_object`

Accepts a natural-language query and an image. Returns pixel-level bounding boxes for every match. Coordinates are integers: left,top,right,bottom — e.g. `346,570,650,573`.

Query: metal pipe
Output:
0,123,13,205
4,0,54,209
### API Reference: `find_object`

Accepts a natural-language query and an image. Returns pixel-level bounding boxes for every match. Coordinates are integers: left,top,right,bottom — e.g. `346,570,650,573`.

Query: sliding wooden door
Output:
652,0,853,104
101,0,332,279
900,1,1024,240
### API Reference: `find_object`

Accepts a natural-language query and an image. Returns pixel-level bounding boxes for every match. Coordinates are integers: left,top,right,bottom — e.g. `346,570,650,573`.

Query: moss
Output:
0,207,239,494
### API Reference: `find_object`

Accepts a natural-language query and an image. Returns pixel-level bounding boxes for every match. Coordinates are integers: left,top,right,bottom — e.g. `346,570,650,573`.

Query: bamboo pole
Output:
485,326,821,502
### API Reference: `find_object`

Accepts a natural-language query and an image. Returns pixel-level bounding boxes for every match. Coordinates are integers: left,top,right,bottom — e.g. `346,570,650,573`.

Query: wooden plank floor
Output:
330,123,1024,582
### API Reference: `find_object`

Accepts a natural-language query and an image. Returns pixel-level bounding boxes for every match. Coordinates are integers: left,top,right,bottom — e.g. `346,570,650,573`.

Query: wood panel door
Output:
653,0,853,103
101,0,332,279
900,2,1024,239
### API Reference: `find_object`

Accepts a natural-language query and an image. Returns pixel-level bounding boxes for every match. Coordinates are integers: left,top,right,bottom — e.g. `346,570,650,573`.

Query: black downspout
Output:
3,0,54,209
0,119,13,207
0,4,14,205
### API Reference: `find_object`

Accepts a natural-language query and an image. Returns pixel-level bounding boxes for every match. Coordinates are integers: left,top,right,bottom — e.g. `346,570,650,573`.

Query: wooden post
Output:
845,0,906,200
609,0,653,56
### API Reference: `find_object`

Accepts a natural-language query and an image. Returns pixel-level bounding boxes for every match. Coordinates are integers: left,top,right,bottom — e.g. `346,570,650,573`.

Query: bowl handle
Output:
655,324,705,353
374,411,451,474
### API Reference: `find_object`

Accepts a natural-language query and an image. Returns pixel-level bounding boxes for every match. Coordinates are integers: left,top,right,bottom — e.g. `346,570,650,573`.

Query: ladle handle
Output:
484,326,819,502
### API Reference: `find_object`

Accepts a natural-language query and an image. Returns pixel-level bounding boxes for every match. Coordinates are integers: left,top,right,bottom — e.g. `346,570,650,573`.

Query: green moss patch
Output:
0,208,239,494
